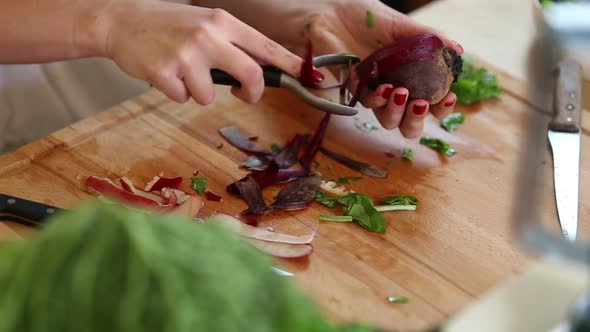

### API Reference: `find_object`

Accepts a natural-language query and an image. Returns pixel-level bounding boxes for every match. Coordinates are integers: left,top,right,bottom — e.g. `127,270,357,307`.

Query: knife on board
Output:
547,59,583,242
0,193,294,277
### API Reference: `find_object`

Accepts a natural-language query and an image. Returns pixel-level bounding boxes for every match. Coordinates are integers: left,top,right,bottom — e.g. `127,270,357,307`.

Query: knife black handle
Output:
549,60,583,133
210,66,283,88
0,193,61,228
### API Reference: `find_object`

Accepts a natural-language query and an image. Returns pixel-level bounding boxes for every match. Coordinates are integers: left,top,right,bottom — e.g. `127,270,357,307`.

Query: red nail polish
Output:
444,99,456,107
394,92,407,106
312,69,325,84
413,104,428,115
382,87,394,99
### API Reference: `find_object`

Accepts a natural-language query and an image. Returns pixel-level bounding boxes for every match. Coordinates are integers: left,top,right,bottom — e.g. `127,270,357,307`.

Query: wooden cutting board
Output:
0,63,588,331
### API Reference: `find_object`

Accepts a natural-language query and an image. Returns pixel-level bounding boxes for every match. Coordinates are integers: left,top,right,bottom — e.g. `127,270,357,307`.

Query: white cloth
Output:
0,0,191,153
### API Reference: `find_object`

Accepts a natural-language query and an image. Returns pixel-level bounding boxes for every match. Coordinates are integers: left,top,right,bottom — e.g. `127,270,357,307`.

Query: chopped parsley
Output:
451,56,502,105
401,148,414,161
366,10,375,29
441,113,465,132
191,177,208,195
420,137,456,157
335,177,362,185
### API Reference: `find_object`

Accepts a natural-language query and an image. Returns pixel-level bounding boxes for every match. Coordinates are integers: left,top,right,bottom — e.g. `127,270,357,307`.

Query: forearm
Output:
0,0,109,64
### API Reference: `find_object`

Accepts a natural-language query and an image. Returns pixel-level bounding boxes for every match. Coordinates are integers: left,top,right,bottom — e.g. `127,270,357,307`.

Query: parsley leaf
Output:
385,161,394,171
326,165,338,178
191,177,208,195
420,137,456,157
344,194,385,233
380,195,418,206
451,56,502,105
315,192,340,208
441,113,465,132
270,144,283,153
320,215,353,222
366,10,375,29
387,296,409,304
335,177,362,185
313,160,321,170
401,148,414,161
305,21,312,31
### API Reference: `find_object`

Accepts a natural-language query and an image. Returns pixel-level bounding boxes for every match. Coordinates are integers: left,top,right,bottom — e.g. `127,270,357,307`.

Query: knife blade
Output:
547,60,583,241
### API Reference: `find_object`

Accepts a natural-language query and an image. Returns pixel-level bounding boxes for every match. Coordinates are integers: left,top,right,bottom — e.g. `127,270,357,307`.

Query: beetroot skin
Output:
350,33,462,105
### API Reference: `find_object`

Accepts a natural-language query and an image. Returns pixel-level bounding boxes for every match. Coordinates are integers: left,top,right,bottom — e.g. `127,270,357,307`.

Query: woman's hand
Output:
207,0,463,138
99,0,309,105
301,0,464,138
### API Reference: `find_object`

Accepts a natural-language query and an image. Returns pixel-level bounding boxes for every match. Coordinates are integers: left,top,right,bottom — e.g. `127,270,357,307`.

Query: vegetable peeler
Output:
210,53,360,116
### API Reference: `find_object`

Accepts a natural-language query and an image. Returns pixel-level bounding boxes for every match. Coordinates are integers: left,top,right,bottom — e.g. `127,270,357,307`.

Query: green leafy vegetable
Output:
375,195,418,212
387,296,409,304
0,203,381,332
326,165,338,178
313,160,321,170
401,148,414,161
271,143,284,153
191,177,208,195
335,177,362,185
366,10,375,28
451,56,502,105
380,195,418,206
344,195,385,233
320,215,354,222
385,161,394,171
440,113,465,132
305,21,312,31
315,192,340,208
420,137,456,157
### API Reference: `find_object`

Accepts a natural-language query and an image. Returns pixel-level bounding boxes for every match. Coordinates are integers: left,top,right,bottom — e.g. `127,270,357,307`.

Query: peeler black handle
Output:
210,66,282,88
0,193,61,228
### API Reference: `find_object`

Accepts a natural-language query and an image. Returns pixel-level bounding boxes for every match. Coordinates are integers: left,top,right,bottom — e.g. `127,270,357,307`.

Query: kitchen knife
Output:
547,59,583,242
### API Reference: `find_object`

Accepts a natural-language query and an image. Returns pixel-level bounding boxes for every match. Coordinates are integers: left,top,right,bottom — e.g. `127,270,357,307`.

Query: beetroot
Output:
350,33,462,106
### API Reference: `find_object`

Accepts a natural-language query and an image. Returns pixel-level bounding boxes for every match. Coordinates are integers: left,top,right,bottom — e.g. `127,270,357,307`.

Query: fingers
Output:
361,84,393,109
374,87,409,130
399,99,429,138
210,42,265,103
182,63,215,105
430,93,457,120
211,8,303,77
147,67,190,103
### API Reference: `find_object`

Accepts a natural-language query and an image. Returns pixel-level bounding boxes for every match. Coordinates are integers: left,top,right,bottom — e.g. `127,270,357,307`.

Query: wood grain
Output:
0,60,588,330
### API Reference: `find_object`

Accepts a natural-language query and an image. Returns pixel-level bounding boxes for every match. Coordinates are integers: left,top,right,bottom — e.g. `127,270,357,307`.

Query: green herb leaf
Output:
401,148,414,161
335,177,362,185
441,113,465,132
366,10,375,29
345,195,385,233
420,137,456,157
387,296,409,304
380,195,418,206
313,160,321,170
385,161,394,171
305,21,312,31
451,56,502,105
320,215,354,222
326,165,338,178
270,144,284,153
315,192,340,208
191,177,208,195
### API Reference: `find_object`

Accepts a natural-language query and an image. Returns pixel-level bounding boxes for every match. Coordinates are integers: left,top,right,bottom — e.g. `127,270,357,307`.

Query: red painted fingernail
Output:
382,87,394,99
312,69,325,84
444,99,456,107
413,103,428,115
394,92,408,106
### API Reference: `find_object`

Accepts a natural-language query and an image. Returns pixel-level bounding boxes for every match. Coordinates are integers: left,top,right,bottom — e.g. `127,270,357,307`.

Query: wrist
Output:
72,0,115,58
